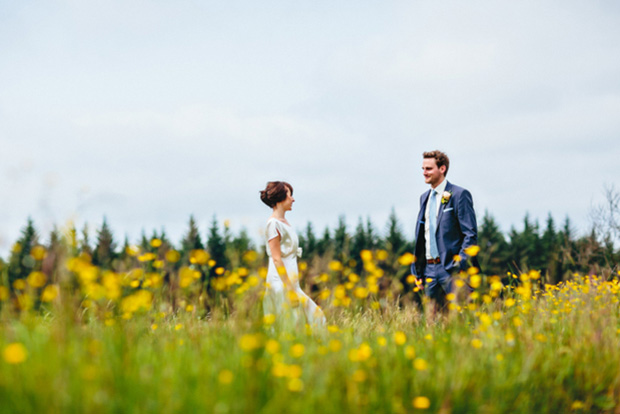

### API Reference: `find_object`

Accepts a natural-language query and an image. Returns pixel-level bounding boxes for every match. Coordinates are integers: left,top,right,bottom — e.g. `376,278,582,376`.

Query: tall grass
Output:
1,245,620,413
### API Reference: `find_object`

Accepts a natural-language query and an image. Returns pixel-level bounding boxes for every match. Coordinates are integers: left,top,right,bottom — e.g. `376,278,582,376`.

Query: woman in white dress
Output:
260,181,326,329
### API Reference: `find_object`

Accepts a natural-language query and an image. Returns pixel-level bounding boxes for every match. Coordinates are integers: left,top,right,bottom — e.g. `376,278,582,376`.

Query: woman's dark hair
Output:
260,181,293,208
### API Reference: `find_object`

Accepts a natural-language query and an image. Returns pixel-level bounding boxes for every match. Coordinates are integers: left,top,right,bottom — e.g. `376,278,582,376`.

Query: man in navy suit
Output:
411,150,479,309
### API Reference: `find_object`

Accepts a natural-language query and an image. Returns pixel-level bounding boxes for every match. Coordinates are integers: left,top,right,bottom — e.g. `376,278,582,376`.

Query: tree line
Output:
1,208,618,288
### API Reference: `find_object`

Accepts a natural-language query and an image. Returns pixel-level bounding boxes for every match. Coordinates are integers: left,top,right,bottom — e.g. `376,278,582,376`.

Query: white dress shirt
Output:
424,179,447,260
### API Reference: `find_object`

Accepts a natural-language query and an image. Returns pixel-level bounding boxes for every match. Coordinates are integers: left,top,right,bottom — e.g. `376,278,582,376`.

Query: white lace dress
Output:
264,218,326,328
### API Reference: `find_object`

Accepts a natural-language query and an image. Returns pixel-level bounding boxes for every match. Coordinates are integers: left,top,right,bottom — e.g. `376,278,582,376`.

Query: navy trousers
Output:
423,263,454,302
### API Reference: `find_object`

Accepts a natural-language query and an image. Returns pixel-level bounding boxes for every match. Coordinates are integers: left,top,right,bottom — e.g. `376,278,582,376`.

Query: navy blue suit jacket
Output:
411,181,479,278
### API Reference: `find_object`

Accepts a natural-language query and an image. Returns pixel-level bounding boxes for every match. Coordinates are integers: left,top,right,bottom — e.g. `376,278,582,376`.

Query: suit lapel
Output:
435,181,451,233
416,190,430,237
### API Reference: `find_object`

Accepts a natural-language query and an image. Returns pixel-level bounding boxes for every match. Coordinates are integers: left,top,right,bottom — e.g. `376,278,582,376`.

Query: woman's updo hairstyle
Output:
260,181,293,208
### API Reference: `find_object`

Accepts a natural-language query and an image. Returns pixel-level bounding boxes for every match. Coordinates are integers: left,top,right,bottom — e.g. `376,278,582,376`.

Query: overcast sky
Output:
1,0,619,255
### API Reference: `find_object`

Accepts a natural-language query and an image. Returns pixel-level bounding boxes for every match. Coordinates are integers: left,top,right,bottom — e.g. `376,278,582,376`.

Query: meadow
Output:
1,238,620,413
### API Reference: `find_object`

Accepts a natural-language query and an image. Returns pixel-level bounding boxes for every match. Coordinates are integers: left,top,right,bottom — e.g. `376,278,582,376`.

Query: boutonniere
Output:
441,191,452,204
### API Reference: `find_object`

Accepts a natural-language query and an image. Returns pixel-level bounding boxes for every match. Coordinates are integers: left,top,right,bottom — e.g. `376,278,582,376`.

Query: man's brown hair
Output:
423,150,450,177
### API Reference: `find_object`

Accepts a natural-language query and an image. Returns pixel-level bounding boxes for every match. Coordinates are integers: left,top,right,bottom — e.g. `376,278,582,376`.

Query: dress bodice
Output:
265,218,301,258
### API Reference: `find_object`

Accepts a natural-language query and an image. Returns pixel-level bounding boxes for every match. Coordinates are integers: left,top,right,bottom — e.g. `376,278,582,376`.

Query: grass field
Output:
1,247,620,413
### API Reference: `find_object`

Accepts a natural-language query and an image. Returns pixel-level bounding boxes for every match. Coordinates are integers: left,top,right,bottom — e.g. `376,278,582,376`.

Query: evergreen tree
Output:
317,227,332,257
231,228,252,254
540,214,561,283
301,222,318,261
223,221,233,254
139,231,150,251
506,213,541,273
66,224,79,257
365,216,378,251
93,217,117,269
384,208,407,257
207,216,228,270
351,217,368,273
382,208,409,285
48,226,62,252
333,215,349,263
477,211,508,276
80,224,93,257
117,236,132,266
227,227,253,267
558,216,577,279
8,218,39,284
46,226,65,284
180,215,204,265
158,228,172,250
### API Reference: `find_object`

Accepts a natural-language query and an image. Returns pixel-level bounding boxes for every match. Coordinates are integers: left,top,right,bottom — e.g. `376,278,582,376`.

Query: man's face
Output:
422,158,446,188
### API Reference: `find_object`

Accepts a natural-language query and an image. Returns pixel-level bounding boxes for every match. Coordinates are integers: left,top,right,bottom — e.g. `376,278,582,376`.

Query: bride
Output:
260,181,326,329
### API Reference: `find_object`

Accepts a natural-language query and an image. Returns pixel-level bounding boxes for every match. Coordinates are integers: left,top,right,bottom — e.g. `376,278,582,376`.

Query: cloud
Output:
1,0,620,255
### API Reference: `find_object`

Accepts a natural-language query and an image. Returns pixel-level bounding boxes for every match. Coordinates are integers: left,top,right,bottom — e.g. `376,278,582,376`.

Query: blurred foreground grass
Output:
1,244,620,413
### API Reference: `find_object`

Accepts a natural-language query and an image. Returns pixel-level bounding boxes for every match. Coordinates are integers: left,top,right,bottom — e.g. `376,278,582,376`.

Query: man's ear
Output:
439,165,447,175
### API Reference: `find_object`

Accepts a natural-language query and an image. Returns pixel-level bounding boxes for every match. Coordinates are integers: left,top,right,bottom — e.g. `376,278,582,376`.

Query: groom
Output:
411,150,479,308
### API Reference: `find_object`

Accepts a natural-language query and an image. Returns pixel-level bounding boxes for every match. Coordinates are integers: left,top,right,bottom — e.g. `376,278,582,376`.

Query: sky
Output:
1,0,620,255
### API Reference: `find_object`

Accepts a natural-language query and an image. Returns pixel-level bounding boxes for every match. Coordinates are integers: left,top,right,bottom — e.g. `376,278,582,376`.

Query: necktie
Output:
428,190,439,259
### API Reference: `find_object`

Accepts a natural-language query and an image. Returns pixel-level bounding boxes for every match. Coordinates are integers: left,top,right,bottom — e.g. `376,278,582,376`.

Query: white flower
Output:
441,191,452,204
297,247,303,258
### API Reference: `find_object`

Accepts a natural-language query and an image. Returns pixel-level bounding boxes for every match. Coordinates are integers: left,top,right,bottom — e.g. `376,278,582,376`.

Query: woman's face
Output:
280,187,295,211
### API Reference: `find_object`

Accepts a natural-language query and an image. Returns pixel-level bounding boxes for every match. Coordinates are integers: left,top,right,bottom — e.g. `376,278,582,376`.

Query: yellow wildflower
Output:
288,378,304,392
218,369,234,384
27,271,47,288
394,331,407,346
414,358,427,371
40,285,59,302
412,396,431,409
329,340,342,352
290,344,305,358
464,245,480,257
265,339,280,355
360,250,373,262
189,249,210,265
239,334,262,352
398,253,416,266
3,343,28,364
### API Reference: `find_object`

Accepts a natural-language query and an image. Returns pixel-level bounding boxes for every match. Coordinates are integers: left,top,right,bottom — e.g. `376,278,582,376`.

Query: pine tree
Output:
80,224,93,257
181,215,204,260
365,216,378,251
46,226,65,284
384,208,407,257
231,228,252,254
65,224,79,257
317,227,332,257
139,231,150,252
93,218,117,269
118,236,132,264
351,217,368,272
301,222,318,261
477,211,508,277
558,216,577,279
207,216,228,271
156,228,173,253
506,213,541,273
540,214,561,283
227,227,252,268
333,215,349,263
8,218,39,284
